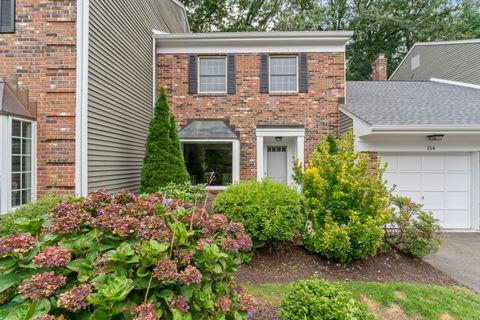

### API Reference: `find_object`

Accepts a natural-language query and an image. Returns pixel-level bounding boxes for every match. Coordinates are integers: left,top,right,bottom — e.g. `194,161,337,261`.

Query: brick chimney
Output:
372,53,388,81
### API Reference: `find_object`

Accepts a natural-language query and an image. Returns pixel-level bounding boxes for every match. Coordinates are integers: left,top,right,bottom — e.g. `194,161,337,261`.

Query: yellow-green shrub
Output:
295,132,392,262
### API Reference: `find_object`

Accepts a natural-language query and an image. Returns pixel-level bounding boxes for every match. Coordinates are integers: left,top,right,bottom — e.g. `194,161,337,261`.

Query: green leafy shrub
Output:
277,279,373,320
213,179,305,248
295,132,392,262
0,195,67,236
384,196,442,258
0,189,254,319
139,87,189,194
157,182,207,204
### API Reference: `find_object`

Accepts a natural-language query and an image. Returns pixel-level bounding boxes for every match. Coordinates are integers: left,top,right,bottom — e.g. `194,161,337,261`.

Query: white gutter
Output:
153,31,353,40
75,0,90,197
430,78,480,90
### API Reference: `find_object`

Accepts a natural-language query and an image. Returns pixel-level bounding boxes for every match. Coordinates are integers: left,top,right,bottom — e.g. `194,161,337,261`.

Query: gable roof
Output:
389,39,480,85
342,81,480,127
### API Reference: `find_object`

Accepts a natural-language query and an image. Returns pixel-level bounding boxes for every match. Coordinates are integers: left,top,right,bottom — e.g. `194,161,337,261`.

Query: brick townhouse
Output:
0,0,189,214
155,32,352,187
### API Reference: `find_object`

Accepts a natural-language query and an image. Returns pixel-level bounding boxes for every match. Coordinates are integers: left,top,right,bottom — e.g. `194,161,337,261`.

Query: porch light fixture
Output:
275,137,283,142
427,134,444,141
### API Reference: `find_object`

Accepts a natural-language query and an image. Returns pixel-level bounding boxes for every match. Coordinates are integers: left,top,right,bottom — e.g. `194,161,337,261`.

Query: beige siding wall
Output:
87,0,188,193
339,111,353,135
391,43,480,85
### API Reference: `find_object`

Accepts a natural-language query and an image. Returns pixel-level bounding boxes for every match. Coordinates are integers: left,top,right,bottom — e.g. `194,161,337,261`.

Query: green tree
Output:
139,87,188,194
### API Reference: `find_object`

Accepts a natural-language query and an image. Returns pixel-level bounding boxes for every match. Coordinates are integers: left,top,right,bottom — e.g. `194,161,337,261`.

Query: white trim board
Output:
155,31,351,54
430,78,480,90
75,0,90,197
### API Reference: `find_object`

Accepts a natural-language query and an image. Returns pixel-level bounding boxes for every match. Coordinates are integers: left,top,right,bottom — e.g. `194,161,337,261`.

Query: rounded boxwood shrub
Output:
278,279,373,320
213,179,305,248
0,189,254,319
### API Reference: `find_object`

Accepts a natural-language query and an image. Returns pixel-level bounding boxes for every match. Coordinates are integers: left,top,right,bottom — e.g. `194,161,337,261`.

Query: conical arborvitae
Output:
139,87,189,194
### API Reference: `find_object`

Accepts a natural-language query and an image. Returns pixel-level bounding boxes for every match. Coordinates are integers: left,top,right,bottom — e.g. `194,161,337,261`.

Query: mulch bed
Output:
234,245,456,286
234,245,457,320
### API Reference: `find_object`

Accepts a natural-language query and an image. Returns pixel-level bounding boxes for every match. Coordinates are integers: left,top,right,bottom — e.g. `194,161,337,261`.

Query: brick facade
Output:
157,52,345,180
0,0,77,196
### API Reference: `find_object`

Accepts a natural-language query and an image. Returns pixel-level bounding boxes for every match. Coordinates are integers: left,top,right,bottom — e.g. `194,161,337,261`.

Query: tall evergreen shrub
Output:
139,87,188,193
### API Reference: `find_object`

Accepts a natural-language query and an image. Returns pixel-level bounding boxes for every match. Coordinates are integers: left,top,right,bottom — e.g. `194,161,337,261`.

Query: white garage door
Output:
380,153,472,229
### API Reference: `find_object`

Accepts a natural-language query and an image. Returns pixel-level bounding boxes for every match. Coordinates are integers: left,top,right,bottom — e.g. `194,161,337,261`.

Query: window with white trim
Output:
198,57,227,93
11,119,33,207
269,56,298,93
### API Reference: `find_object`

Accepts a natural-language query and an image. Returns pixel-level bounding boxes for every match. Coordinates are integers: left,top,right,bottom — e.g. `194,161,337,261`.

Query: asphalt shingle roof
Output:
343,81,480,126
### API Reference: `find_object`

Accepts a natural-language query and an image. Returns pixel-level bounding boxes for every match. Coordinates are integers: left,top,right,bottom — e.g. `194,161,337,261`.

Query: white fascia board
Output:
370,125,480,134
430,78,480,90
155,31,352,54
256,128,305,137
75,0,89,196
415,39,480,46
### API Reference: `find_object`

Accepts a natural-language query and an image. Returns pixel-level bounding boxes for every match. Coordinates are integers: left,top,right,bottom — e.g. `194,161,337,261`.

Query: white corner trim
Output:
75,0,90,197
430,78,480,90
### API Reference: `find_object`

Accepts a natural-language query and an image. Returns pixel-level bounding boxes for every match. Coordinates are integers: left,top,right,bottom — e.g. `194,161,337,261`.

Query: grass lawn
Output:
245,281,480,320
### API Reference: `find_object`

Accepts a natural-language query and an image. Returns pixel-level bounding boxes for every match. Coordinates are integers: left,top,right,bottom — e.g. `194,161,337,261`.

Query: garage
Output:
381,153,472,229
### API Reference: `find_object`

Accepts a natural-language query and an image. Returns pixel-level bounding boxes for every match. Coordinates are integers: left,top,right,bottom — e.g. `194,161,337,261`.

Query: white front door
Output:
381,153,472,229
267,146,288,184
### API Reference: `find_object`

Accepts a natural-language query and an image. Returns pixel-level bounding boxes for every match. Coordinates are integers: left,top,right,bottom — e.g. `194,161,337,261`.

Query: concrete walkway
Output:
425,233,480,293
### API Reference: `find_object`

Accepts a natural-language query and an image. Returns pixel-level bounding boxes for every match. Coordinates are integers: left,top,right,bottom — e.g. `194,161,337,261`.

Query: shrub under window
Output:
213,179,305,248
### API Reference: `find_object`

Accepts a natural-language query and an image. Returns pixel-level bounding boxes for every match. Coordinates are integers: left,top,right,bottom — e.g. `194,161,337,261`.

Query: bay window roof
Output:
179,120,238,139
0,80,35,120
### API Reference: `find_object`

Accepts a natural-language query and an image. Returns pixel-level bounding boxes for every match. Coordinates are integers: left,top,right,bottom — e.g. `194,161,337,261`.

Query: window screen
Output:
11,120,32,207
199,57,227,93
270,56,298,92
0,0,15,33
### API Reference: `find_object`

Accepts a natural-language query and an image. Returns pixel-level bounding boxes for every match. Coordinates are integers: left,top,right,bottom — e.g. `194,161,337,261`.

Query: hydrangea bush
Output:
0,190,253,320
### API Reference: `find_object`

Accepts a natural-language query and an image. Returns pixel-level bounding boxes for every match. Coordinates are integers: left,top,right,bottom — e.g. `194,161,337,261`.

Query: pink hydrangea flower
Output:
136,215,172,242
81,189,112,211
0,234,37,257
174,249,194,266
18,271,66,301
57,283,92,312
33,246,72,268
179,265,202,285
112,189,138,205
170,295,190,314
238,292,255,312
215,296,232,313
220,237,239,252
37,315,66,320
203,214,228,234
131,302,158,320
153,259,177,284
46,201,91,234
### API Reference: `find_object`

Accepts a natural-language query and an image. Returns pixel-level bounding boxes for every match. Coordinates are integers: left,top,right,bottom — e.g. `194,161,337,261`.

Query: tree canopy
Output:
183,0,480,80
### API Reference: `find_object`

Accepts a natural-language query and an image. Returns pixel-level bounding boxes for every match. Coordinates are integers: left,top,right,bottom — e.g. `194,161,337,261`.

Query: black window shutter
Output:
0,0,15,33
260,54,269,93
188,55,197,94
227,54,236,94
299,53,309,93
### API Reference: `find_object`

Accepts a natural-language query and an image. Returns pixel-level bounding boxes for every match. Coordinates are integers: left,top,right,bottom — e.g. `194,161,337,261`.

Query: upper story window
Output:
11,119,33,207
269,56,298,93
198,57,227,93
0,0,15,33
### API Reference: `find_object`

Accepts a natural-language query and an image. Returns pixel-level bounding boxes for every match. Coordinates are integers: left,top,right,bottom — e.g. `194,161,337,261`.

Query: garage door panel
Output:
381,152,472,229
444,210,470,229
383,173,397,189
446,173,469,191
398,156,422,170
422,191,445,209
397,173,421,191
422,155,445,171
446,154,469,170
422,173,445,191
429,209,445,224
446,192,469,209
